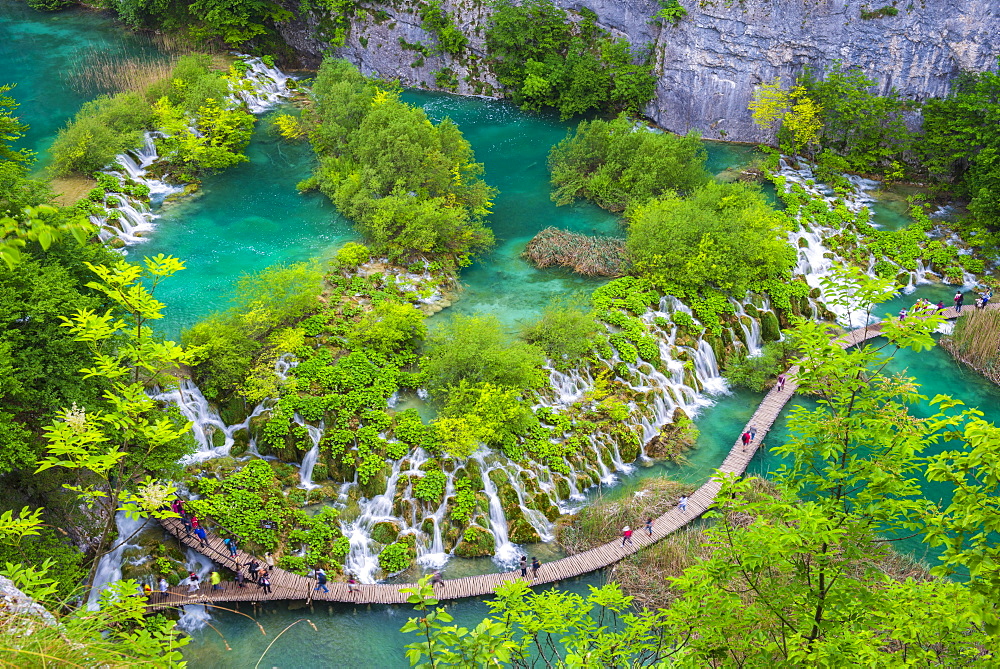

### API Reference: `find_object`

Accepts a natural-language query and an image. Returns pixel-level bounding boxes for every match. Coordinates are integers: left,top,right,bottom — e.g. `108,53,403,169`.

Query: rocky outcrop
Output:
276,0,1000,142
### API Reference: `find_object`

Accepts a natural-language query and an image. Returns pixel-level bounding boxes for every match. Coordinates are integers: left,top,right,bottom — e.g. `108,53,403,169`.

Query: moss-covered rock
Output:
761,310,781,342
454,525,495,557
210,427,226,450
532,493,560,522
464,457,484,491
311,463,329,481
554,476,571,500
646,408,699,460
358,464,389,498
508,518,541,543
230,429,249,457
371,521,400,545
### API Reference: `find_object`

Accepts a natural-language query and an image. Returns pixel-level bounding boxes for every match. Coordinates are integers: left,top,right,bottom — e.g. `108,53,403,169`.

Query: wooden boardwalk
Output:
148,304,987,611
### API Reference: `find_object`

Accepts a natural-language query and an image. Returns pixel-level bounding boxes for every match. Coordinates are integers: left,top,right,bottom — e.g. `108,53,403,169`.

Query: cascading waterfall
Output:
86,510,149,610
474,452,521,567
293,415,324,490
152,379,268,464
95,57,294,247
415,471,454,569
731,299,763,356
177,548,215,632
342,455,412,583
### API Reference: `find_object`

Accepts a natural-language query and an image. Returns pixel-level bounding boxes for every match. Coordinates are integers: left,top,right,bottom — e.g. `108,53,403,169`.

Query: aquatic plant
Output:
522,226,628,277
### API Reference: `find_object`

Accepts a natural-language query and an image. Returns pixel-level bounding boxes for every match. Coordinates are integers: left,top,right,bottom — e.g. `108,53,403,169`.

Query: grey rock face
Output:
276,0,1000,142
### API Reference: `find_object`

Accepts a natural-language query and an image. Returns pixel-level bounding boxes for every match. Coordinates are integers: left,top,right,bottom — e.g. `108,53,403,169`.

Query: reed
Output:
522,226,628,277
70,52,177,95
557,477,692,554
940,308,1000,385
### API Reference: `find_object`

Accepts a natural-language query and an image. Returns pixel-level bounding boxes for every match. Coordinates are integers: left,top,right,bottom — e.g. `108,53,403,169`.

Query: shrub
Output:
549,115,709,212
348,301,426,356
626,181,796,295
378,541,412,574
423,313,546,394
723,337,800,392
520,299,601,368
50,93,153,175
334,241,370,268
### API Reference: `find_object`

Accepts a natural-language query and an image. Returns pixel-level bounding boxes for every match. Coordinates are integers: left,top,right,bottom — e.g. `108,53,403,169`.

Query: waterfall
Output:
731,299,763,356
177,548,215,632
342,455,410,583
474,453,521,568
152,379,267,464
86,510,149,610
232,55,292,112
293,415,323,490
416,471,453,569
504,468,555,542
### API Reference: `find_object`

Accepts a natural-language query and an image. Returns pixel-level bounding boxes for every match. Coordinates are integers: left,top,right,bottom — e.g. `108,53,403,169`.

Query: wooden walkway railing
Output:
147,304,985,611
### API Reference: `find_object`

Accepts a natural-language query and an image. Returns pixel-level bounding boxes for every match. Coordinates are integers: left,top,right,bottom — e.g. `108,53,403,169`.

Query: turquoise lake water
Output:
3,4,998,667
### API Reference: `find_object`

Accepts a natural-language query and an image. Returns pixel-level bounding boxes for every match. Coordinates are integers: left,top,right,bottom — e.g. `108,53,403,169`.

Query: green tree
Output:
0,84,32,166
549,114,709,212
35,255,197,589
485,0,656,119
520,298,600,368
423,313,546,394
920,65,1000,234
625,181,796,294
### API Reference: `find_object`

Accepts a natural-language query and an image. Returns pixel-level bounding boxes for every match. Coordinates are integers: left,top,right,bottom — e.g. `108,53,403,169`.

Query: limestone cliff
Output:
276,0,1000,142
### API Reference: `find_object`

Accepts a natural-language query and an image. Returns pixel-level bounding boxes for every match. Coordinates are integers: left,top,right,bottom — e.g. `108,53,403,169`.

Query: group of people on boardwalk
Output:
518,555,542,578
172,498,210,549
620,497,688,546
740,426,757,451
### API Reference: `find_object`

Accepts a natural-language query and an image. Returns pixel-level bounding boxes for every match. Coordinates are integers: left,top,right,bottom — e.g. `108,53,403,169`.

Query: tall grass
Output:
523,226,628,277
70,52,177,95
941,308,1000,384
558,477,692,554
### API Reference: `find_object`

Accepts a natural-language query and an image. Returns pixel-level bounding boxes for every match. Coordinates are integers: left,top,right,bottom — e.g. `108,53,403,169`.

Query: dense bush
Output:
419,0,467,55
184,262,323,401
305,59,495,263
520,299,601,368
549,115,709,212
423,313,546,394
626,182,796,295
920,68,1000,237
50,93,154,175
723,338,800,392
485,0,657,119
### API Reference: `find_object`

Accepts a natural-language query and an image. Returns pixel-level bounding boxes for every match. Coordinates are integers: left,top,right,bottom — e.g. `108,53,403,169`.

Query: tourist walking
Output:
210,570,222,591
749,426,757,442
142,583,152,598
741,431,751,451
955,291,964,313
776,373,786,391
248,560,259,583
236,567,246,588
257,566,268,584
431,571,444,587
645,517,653,536
265,552,275,570
224,537,238,560
187,572,200,593
347,574,359,594
678,495,688,513
519,555,528,578
194,526,209,548
181,514,192,536
982,289,992,309
621,526,633,546
531,557,540,578
315,568,329,593
259,574,272,595
158,577,169,599
190,515,200,530
937,300,946,313
899,308,907,321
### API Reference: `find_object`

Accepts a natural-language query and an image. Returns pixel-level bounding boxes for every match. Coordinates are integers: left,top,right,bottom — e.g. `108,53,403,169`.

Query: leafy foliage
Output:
423,313,546,395
520,298,601,369
920,65,1000,236
485,0,657,119
626,181,796,295
549,115,709,212
305,59,495,264
419,1,467,55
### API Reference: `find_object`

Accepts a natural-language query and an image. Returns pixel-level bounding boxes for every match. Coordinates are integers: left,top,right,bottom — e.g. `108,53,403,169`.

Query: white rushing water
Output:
86,510,149,611
94,56,294,248
475,453,521,568
177,548,215,632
